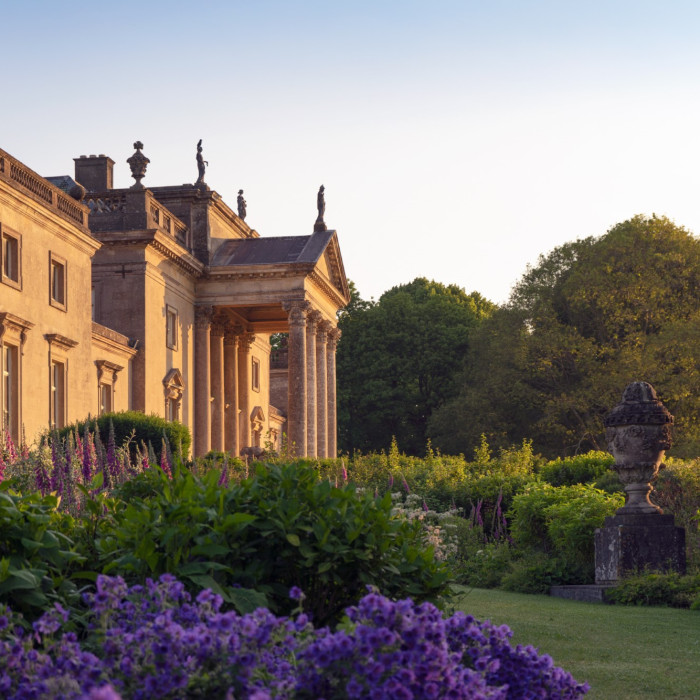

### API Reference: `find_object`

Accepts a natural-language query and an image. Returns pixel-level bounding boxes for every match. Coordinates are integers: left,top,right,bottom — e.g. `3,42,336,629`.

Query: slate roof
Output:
45,175,80,194
211,230,334,267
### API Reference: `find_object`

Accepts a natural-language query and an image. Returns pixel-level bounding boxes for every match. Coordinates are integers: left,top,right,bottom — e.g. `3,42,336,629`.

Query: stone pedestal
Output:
595,512,686,584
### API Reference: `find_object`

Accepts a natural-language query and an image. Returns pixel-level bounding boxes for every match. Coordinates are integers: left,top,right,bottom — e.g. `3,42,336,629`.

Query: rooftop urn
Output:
126,141,150,189
603,381,673,514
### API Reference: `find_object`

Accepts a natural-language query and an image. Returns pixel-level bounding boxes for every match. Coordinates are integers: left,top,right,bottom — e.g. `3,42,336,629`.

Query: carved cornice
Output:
44,333,79,350
91,322,137,359
0,312,34,345
92,230,203,277
205,268,307,281
96,359,124,384
149,234,203,276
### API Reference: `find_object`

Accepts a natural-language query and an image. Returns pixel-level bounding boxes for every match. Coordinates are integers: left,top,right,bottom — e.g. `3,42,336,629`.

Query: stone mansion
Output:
0,143,349,457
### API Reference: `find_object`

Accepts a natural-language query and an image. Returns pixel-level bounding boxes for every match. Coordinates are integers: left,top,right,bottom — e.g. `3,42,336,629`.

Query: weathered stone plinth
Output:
550,584,615,603
595,512,686,584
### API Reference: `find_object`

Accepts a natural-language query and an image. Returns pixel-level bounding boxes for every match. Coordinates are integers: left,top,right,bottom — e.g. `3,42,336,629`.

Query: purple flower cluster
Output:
0,576,588,699
7,423,160,512
297,592,588,699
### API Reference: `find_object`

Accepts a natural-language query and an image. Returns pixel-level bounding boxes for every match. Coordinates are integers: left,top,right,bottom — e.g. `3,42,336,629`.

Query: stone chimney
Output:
74,154,114,192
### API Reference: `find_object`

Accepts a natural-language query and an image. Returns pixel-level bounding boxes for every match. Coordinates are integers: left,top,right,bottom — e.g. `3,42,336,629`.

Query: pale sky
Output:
5,0,700,304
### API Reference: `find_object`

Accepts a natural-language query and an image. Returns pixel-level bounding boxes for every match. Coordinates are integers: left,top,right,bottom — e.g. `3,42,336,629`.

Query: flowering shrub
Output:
391,493,462,562
0,574,589,699
2,424,157,514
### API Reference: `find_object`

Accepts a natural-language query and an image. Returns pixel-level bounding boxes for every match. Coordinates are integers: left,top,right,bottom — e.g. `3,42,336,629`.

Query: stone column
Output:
306,311,321,458
237,332,255,453
194,305,213,457
327,327,341,459
283,300,310,457
223,328,239,456
210,323,225,453
316,321,330,458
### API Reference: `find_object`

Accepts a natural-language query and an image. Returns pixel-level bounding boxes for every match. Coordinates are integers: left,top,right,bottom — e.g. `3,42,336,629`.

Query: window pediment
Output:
0,312,33,345
45,333,78,351
163,368,185,400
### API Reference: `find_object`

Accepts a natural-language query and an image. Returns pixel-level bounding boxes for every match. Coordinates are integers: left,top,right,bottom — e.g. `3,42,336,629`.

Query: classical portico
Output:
192,229,349,457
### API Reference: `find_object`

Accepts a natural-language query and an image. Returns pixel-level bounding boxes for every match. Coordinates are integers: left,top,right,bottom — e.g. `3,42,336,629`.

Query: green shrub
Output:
457,541,513,589
96,462,451,626
500,552,587,594
0,483,86,619
58,411,191,460
606,571,700,608
191,451,249,481
593,469,626,494
509,483,623,553
506,483,624,588
539,451,614,487
654,459,700,572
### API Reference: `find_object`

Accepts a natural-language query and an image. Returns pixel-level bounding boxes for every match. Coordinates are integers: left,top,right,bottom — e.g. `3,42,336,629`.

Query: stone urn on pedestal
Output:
595,382,686,584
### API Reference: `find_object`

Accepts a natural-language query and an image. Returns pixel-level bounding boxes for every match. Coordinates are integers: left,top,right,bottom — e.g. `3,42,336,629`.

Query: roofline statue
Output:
195,139,208,189
314,184,327,232
237,189,247,220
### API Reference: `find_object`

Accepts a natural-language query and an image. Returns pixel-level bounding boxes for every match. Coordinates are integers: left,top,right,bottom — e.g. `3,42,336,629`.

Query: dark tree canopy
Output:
337,278,495,455
429,215,700,458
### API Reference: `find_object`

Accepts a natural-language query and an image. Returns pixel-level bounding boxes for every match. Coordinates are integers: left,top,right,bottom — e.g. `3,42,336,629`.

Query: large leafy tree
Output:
337,278,494,455
429,215,700,458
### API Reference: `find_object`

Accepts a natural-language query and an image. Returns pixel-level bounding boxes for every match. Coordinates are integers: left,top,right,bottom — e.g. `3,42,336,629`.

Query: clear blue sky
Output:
5,1,700,304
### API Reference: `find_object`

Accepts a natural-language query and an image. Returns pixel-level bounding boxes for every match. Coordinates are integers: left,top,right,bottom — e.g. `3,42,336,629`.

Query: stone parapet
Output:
0,148,89,230
85,188,189,248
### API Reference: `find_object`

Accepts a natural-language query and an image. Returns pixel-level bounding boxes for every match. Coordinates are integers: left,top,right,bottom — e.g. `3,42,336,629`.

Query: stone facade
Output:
0,146,349,456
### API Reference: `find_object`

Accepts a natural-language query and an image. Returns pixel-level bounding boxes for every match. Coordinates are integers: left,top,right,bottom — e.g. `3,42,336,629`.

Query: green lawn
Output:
452,586,700,700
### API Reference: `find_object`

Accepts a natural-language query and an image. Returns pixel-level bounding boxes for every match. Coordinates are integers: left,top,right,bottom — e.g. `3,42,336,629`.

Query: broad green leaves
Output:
92,462,451,626
0,484,85,618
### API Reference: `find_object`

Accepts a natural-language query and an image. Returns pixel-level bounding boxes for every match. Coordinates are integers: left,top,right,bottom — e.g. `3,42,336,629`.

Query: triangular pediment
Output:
163,368,184,390
311,231,350,305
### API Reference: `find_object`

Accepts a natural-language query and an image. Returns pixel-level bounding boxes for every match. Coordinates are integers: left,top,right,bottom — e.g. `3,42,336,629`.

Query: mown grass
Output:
453,586,700,699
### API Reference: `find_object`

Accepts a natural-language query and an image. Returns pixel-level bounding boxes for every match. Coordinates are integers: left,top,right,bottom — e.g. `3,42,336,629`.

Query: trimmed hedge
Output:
539,451,614,487
57,410,191,459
